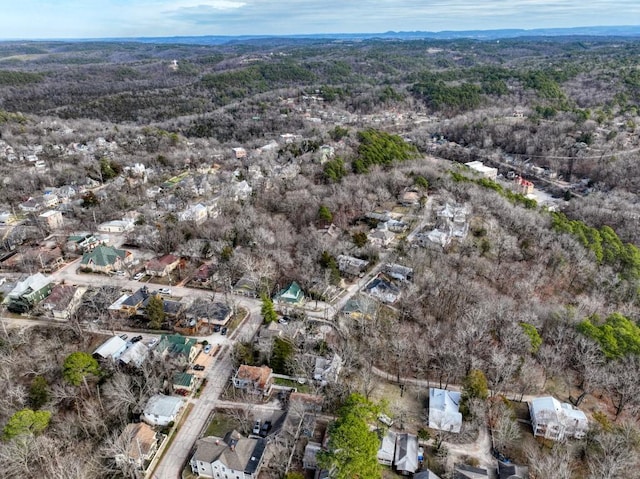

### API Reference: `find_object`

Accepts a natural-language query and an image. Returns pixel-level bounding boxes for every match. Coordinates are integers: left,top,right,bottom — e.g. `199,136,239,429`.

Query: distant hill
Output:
100,25,640,45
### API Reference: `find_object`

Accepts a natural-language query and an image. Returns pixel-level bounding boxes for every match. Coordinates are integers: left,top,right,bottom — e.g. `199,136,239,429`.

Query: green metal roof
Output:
173,372,194,388
80,245,126,267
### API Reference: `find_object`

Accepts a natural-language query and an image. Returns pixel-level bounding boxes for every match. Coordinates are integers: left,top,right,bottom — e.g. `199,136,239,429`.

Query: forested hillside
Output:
1,36,640,478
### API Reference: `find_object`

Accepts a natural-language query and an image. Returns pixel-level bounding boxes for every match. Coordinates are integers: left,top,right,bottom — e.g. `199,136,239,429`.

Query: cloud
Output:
2,0,640,39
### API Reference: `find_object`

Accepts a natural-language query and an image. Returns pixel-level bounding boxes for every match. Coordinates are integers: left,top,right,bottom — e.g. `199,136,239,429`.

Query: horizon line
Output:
1,24,640,43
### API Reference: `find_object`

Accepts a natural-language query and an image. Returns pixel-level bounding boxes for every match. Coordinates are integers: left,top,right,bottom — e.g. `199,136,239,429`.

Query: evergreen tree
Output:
147,294,166,329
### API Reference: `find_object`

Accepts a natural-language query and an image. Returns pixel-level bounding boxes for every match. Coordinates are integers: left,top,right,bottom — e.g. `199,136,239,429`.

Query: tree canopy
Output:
62,352,101,386
354,129,418,173
261,294,278,324
318,393,382,479
578,313,640,360
3,409,51,440
146,294,166,329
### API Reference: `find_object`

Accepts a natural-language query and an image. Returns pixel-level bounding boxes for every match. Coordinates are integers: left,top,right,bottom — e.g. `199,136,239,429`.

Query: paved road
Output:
152,346,235,478
151,294,263,479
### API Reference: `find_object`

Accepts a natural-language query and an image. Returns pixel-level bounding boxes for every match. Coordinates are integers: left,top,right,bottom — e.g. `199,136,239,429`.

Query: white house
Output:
428,388,462,433
529,396,588,441
394,433,419,475
465,161,498,180
377,429,397,466
93,336,128,361
313,355,342,386
97,219,134,233
190,430,267,479
142,394,185,427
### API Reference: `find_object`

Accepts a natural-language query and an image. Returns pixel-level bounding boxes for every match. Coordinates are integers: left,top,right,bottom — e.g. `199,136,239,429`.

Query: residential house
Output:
5,272,53,313
66,233,102,254
0,211,20,225
39,210,64,230
19,197,43,213
13,243,64,273
156,334,198,363
337,254,369,276
230,180,252,201
289,392,324,415
365,276,401,304
93,336,128,361
394,433,419,475
498,460,529,479
192,263,214,284
414,472,442,479
80,245,130,274
318,144,334,164
173,372,196,393
41,193,59,208
514,176,534,195
232,147,247,159
119,287,152,317
274,281,304,306
437,203,470,239
233,274,259,297
529,396,588,441
186,300,232,329
97,219,134,233
303,441,323,471
115,422,162,472
255,321,283,354
142,394,185,427
41,284,83,320
233,365,273,397
313,355,342,386
341,294,378,320
179,203,208,224
465,161,498,180
368,229,395,247
383,263,413,282
383,219,409,233
119,342,150,368
454,464,489,479
377,429,397,466
145,254,180,277
429,388,463,433
144,296,184,320
190,430,267,479
422,229,451,248
398,190,421,206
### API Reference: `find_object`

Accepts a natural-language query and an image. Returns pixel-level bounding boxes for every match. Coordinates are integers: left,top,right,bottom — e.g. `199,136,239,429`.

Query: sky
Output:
1,0,639,39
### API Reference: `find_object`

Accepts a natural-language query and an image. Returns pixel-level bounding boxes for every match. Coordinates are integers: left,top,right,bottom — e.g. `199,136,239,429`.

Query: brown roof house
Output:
190,430,267,479
41,284,84,320
115,422,163,472
233,365,273,397
145,254,180,277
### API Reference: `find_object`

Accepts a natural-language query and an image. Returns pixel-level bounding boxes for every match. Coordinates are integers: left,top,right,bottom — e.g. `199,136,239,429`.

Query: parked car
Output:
130,335,143,343
148,338,158,347
158,288,172,295
203,344,212,354
119,334,128,340
278,317,288,325
378,414,394,427
213,325,221,332
221,327,228,336
260,420,272,437
133,272,145,280
193,364,205,371
114,270,125,276
252,420,261,435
